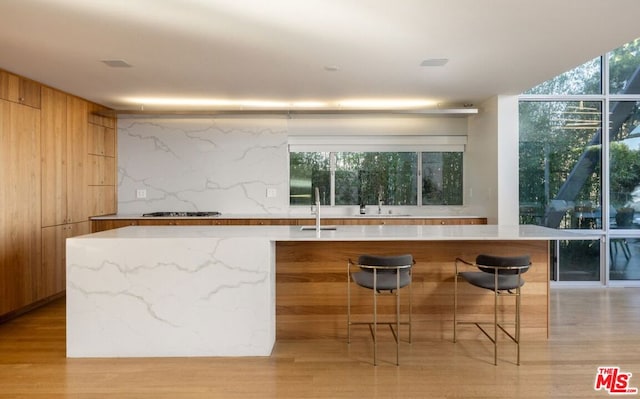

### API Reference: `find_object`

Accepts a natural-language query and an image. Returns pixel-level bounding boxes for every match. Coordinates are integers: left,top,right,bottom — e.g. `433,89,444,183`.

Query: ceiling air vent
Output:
420,58,449,67
101,59,132,68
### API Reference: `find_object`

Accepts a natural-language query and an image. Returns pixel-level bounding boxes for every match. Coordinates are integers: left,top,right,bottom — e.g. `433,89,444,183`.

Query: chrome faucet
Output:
378,191,384,215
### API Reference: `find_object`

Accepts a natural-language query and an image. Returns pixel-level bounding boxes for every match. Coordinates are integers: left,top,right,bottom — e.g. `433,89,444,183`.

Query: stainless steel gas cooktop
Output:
142,211,221,217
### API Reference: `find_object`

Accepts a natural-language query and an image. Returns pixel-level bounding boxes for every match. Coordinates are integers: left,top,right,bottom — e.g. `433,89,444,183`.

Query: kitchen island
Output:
66,224,593,358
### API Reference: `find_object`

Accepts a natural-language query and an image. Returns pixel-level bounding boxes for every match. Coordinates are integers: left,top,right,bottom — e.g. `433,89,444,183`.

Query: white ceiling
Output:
2,0,640,112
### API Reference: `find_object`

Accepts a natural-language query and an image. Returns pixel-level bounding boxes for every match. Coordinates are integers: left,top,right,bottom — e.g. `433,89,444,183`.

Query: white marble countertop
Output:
77,224,597,241
66,223,596,358
90,213,485,220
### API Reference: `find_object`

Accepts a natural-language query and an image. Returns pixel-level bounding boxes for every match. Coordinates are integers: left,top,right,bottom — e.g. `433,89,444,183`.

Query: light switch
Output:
136,189,147,199
266,188,277,198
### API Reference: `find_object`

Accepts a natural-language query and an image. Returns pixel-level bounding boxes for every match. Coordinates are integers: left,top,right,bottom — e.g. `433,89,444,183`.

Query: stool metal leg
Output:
373,269,378,366
494,272,498,366
453,265,458,343
347,261,351,344
348,257,413,366
396,270,400,366
408,270,412,343
516,275,521,365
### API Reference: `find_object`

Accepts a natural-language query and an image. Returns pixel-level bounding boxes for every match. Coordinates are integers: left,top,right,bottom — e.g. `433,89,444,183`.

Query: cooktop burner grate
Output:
142,211,221,217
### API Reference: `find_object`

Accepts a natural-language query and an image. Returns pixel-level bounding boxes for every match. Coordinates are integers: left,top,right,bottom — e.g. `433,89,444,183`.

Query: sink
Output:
300,225,337,231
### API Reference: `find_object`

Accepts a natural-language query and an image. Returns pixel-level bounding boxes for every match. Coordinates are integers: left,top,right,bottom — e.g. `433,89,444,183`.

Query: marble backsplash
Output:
118,117,289,215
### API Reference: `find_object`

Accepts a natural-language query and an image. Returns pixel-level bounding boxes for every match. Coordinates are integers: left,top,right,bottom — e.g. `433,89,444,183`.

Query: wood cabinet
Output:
88,122,115,156
41,88,90,226
39,222,89,299
67,96,89,222
40,87,66,227
38,88,117,305
87,103,116,217
88,186,116,216
91,217,487,232
0,70,41,108
1,69,117,321
0,99,41,316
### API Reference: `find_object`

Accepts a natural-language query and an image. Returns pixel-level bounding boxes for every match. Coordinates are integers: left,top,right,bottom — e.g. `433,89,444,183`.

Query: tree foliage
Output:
520,38,640,226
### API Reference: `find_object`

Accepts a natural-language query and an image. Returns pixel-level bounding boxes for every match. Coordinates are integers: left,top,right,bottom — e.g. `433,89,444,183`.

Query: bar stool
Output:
347,254,413,366
453,254,531,365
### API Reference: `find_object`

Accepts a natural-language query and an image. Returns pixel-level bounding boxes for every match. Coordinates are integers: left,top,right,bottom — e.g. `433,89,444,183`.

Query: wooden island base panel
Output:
65,225,591,358
275,240,549,341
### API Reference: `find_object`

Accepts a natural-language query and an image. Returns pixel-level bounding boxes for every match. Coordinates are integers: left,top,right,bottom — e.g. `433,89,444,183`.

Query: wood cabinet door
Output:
40,222,89,299
0,71,19,102
41,87,68,226
87,123,106,156
87,124,115,157
88,154,115,185
66,96,88,223
18,78,41,109
0,71,40,108
40,225,66,299
0,100,41,315
88,185,116,216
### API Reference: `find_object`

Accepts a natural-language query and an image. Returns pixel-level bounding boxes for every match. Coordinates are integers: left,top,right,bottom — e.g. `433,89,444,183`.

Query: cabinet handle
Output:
19,97,24,102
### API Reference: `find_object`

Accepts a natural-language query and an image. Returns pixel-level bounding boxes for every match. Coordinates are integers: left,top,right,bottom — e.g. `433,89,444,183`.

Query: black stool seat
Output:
351,254,413,291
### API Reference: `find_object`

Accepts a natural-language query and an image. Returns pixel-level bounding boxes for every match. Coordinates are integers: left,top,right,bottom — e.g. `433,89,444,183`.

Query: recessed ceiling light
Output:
420,58,449,67
101,59,132,68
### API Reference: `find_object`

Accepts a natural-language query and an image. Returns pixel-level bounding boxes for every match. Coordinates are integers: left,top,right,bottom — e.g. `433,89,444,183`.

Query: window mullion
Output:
330,152,336,206
417,152,423,206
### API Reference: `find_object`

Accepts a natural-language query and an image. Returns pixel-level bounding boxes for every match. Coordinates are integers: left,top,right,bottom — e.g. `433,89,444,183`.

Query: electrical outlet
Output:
266,188,277,198
136,189,147,199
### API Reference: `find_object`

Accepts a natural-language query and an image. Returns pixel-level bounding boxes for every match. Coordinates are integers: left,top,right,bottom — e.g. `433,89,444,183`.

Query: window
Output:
289,152,330,206
523,56,601,95
422,152,463,205
519,37,640,284
334,152,417,206
519,101,602,229
609,39,640,94
289,151,463,206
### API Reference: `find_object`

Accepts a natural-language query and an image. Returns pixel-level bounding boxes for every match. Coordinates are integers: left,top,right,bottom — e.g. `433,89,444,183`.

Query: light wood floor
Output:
1,288,639,398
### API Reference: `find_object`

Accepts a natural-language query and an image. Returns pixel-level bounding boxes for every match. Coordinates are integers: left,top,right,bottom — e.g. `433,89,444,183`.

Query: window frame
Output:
288,145,465,207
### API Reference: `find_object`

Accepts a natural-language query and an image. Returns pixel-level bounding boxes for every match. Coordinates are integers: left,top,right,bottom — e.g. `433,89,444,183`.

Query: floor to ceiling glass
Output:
520,37,640,284
606,41,640,283
520,100,602,281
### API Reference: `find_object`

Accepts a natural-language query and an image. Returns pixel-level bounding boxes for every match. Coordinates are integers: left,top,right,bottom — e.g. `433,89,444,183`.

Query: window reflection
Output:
609,38,640,94
289,151,462,206
519,101,602,229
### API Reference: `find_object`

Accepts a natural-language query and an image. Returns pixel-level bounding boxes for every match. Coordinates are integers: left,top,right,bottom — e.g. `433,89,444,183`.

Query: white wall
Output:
466,98,499,223
496,96,520,225
117,114,493,216
465,95,520,225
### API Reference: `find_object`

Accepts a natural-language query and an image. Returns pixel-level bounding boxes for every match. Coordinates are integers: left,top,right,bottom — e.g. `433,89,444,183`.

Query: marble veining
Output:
67,236,275,357
66,225,591,358
118,117,289,215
